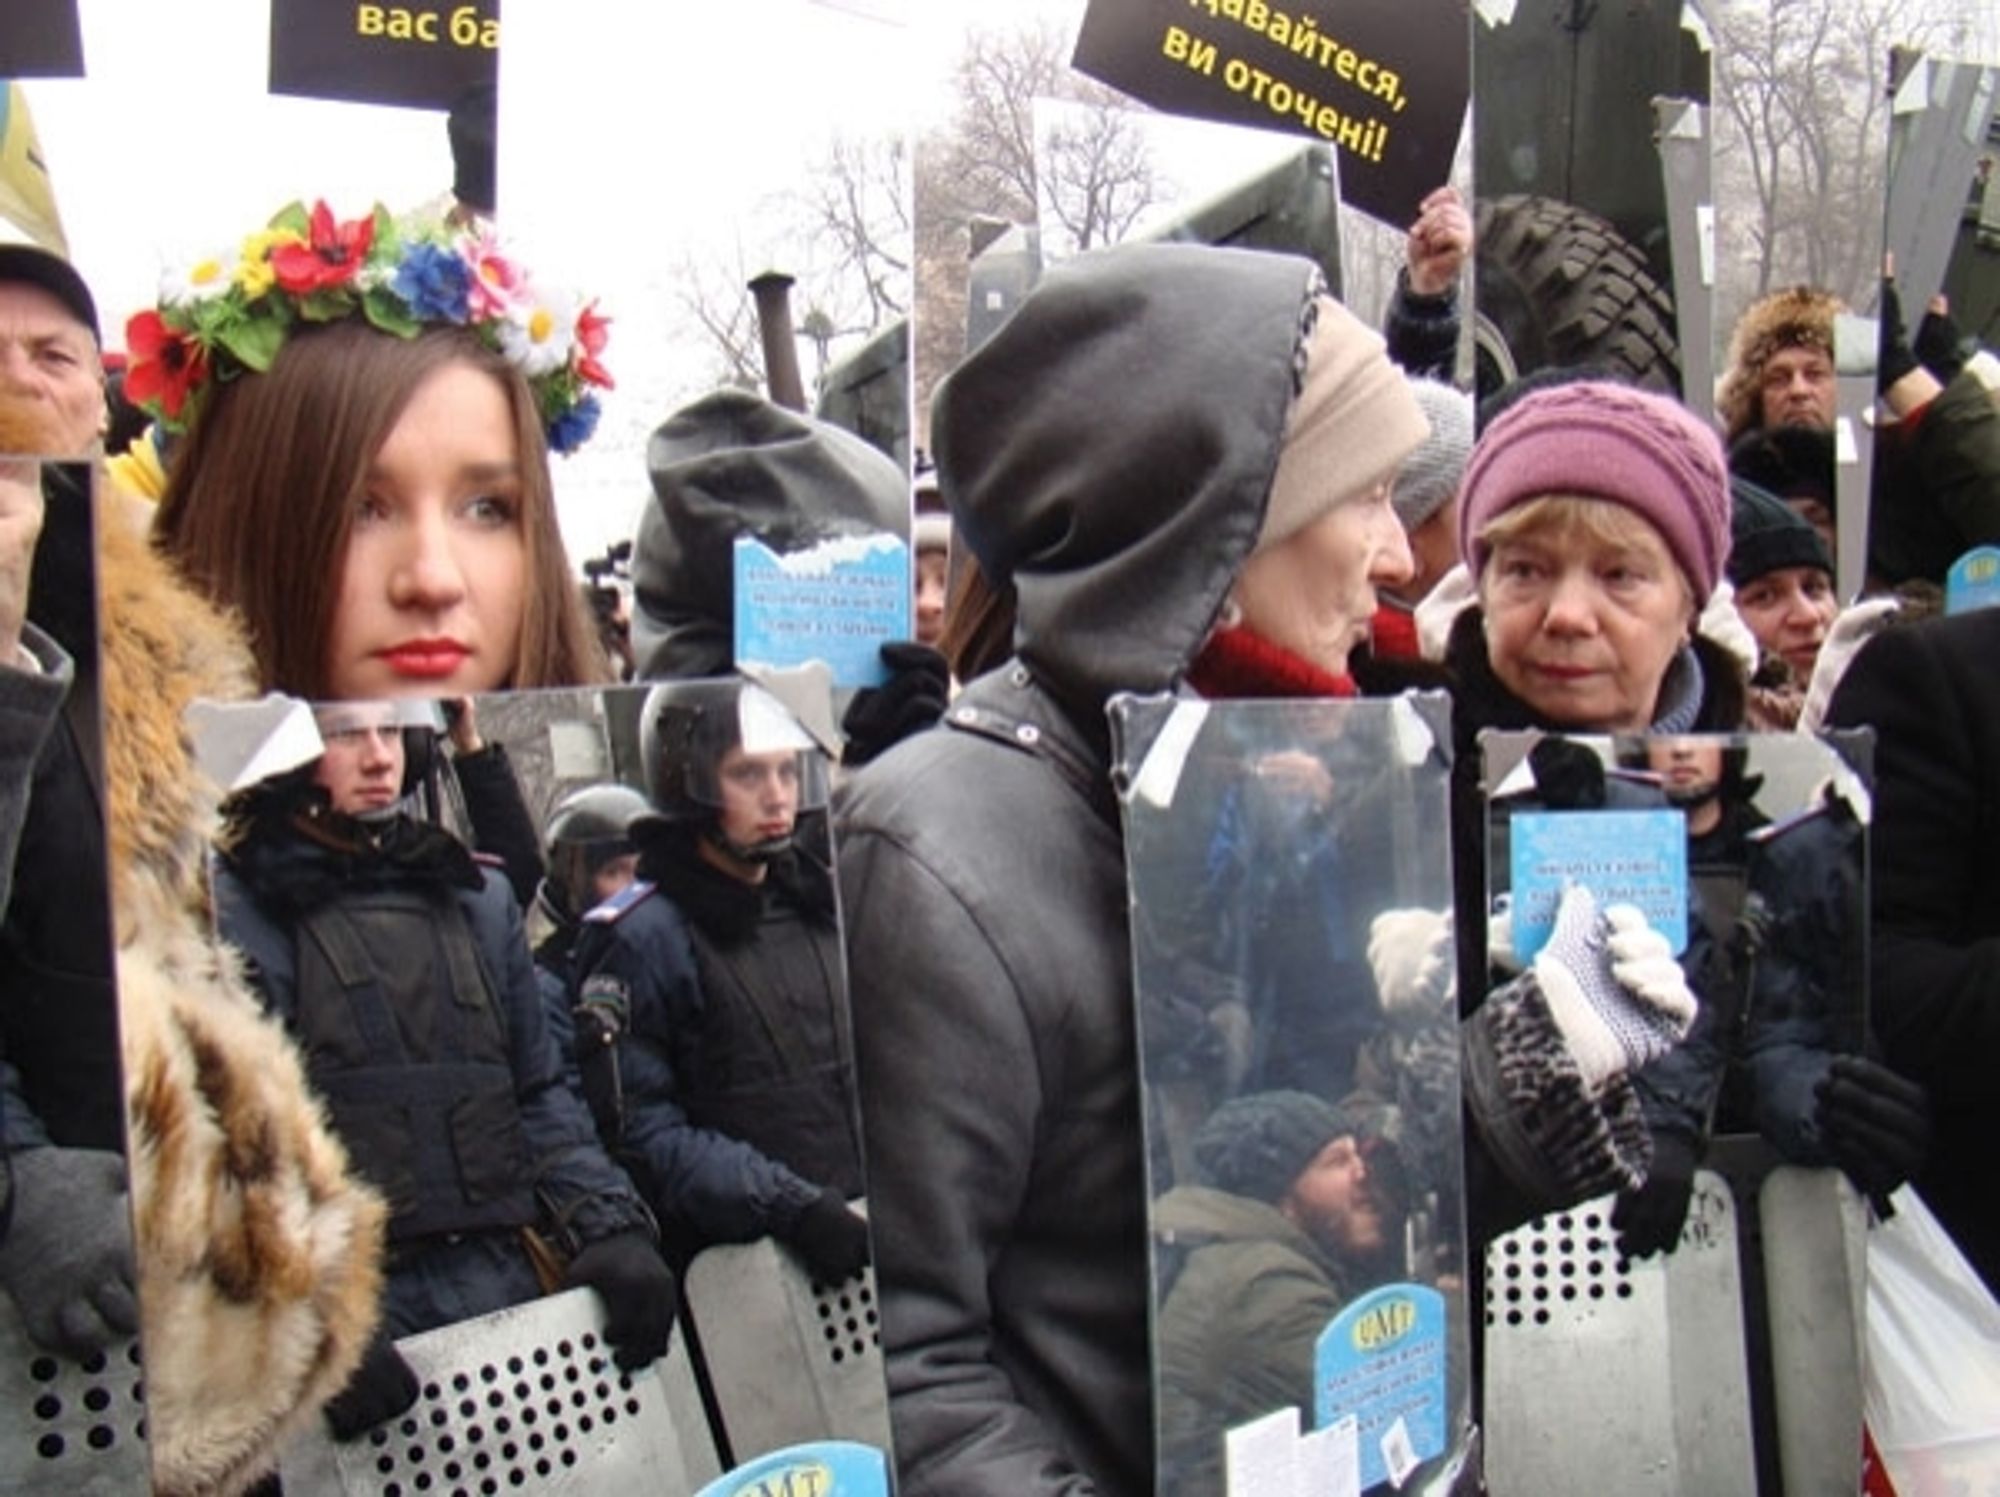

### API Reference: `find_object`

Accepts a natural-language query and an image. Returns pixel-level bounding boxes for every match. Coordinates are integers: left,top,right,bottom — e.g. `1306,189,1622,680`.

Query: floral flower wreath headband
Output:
125,200,612,455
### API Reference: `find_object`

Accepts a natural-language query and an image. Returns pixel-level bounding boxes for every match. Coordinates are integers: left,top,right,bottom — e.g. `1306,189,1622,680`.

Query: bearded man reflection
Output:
1153,1092,1395,1497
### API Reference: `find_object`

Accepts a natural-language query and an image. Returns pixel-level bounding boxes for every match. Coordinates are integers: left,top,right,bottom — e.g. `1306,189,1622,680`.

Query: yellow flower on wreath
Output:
234,226,305,299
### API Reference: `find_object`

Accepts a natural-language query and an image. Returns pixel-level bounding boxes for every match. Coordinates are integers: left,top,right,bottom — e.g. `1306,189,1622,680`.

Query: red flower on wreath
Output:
270,201,375,295
123,310,208,422
575,301,613,389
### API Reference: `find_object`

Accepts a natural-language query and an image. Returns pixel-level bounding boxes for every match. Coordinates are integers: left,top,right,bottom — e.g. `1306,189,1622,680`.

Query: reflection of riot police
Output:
532,783,650,995
216,706,677,1436
1611,747,1927,1254
567,678,868,1283
1735,789,1870,1156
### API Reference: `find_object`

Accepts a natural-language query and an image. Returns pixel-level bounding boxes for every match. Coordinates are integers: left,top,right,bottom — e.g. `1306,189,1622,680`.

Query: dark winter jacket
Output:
216,797,654,1332
1734,795,1868,1162
1153,1185,1355,1497
565,838,859,1253
1826,608,2000,1293
839,244,1322,1497
0,623,122,1158
1868,368,2000,589
1,472,123,1161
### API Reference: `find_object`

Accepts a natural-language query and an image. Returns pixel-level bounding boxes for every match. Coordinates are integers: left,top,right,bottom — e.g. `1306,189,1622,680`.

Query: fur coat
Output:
97,486,387,1496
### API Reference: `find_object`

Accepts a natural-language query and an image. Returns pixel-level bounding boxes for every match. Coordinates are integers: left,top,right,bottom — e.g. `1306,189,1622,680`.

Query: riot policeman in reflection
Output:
1612,737,1929,1256
566,677,869,1283
531,783,649,999
215,700,678,1438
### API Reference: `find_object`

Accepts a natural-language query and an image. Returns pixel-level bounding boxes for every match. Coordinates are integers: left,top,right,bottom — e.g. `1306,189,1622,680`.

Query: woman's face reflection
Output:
325,359,528,699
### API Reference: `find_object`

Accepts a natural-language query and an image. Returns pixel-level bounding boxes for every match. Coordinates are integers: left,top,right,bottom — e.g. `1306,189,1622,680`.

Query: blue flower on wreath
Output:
547,392,602,455
392,243,474,323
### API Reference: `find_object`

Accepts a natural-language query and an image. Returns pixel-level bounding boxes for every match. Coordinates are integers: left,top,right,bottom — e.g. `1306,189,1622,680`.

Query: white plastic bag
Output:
1864,1187,2000,1493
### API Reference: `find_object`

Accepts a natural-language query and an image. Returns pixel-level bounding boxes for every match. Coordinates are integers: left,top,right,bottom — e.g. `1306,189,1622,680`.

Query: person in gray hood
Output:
630,388,910,679
837,243,1698,1495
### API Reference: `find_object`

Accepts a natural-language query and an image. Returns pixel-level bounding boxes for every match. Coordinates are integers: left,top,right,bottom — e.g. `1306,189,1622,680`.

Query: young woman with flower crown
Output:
125,207,672,1453
141,201,612,698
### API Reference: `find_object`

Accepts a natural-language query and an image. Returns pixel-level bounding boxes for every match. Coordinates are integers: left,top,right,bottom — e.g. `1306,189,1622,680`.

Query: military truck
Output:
1470,0,1708,396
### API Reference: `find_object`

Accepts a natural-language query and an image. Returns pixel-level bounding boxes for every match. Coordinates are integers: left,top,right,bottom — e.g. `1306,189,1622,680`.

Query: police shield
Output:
1112,691,1470,1497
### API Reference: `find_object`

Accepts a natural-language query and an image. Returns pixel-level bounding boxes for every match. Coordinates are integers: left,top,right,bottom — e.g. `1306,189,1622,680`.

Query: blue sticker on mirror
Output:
695,1439,889,1497
734,534,910,687
1315,1283,1447,1493
1510,809,1688,961
1946,544,2000,617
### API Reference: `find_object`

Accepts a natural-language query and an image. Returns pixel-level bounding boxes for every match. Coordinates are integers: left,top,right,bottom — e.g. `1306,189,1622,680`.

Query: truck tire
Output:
1473,193,1681,401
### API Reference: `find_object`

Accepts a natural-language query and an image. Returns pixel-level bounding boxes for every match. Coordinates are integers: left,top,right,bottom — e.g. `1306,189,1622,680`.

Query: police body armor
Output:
294,886,538,1242
678,898,864,1200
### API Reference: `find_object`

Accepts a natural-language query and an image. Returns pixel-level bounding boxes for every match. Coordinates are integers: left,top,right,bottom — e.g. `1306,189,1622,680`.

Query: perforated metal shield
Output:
0,1305,146,1494
277,1288,714,1494
1483,1175,1757,1494
681,1226,890,1464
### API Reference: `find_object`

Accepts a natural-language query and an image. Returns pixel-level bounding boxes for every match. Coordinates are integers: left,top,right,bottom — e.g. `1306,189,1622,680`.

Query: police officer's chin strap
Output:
702,827,794,865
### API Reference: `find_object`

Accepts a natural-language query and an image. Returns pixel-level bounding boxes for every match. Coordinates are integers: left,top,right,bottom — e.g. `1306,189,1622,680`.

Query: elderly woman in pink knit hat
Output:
1448,379,1739,738
1439,379,1745,1260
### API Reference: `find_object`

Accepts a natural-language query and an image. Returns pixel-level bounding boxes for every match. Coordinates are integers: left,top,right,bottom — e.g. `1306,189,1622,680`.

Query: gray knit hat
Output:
1192,1091,1360,1203
1391,379,1473,532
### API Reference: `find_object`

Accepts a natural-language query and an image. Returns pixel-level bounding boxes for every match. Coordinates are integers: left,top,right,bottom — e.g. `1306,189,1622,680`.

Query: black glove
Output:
841,642,950,767
563,1231,678,1371
1914,306,1970,383
1611,1130,1698,1260
0,1147,139,1359
782,1188,871,1285
324,1332,421,1441
1878,280,1921,391
1816,1054,1930,1204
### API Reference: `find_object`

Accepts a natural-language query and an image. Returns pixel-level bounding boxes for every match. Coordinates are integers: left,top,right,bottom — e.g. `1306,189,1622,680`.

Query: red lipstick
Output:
380,638,470,678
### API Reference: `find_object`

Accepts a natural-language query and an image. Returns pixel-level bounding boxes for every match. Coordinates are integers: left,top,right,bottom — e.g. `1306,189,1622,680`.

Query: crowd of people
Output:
0,100,1996,1497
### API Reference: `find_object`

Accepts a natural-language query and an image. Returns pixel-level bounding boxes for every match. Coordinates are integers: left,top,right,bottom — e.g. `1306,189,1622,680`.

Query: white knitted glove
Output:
1532,883,1697,1093
1367,906,1456,1018
1698,578,1761,677
1798,595,1901,734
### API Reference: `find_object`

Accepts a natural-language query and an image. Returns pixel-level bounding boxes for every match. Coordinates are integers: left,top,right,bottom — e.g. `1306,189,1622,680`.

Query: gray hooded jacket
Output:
838,244,1318,1496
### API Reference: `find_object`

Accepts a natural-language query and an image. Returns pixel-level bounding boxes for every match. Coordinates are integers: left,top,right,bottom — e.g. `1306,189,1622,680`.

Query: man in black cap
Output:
0,236,105,457
1152,1091,1391,1497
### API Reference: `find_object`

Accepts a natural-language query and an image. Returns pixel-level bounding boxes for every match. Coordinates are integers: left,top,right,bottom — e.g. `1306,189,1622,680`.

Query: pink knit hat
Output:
1457,381,1732,603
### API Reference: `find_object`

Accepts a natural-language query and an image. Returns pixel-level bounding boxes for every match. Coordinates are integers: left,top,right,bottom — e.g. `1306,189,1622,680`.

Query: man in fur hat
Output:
1716,286,1844,447
1719,280,2000,589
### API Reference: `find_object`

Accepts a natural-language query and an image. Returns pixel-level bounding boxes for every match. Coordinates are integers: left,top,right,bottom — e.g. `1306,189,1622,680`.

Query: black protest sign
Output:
0,0,84,78
1072,0,1468,230
269,0,499,111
